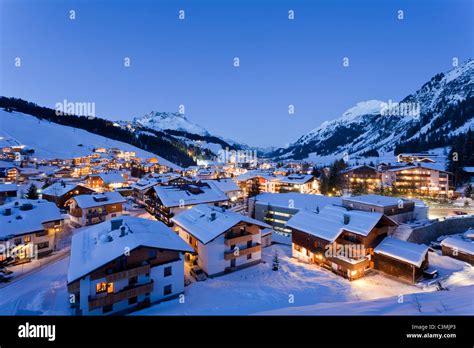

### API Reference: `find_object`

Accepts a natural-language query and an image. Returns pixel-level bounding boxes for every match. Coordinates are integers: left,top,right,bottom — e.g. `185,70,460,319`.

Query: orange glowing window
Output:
96,282,114,294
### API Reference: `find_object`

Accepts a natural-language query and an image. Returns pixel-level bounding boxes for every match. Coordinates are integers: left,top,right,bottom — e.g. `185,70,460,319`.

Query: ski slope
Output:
0,110,181,169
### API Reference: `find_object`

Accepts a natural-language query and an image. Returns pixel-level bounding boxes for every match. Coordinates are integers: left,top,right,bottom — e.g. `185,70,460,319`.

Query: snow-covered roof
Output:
172,205,270,244
153,182,228,208
90,173,125,184
0,199,63,239
386,163,449,173
287,205,391,242
202,179,240,193
464,228,474,239
0,183,17,193
41,182,85,197
67,216,193,283
0,160,17,169
279,174,314,185
343,194,411,207
462,167,474,173
255,192,341,212
70,192,126,209
341,165,378,174
234,171,282,182
130,179,159,192
147,172,182,182
374,238,429,267
440,237,474,255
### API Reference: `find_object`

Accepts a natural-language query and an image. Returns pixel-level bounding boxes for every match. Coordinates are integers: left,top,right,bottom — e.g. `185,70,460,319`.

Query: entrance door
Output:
231,259,236,268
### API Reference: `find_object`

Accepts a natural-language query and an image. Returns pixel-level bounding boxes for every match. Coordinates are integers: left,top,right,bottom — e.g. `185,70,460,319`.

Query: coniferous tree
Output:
25,184,39,200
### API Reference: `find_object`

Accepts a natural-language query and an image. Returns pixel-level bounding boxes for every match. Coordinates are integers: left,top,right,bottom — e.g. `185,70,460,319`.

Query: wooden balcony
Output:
69,208,83,218
88,280,154,311
224,244,261,261
105,264,151,283
224,232,254,247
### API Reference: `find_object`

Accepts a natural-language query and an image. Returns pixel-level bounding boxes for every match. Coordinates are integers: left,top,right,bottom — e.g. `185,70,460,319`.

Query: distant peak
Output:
340,100,384,121
134,110,209,135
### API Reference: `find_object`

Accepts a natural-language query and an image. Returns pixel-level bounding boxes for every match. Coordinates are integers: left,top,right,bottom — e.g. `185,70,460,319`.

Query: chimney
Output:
120,226,126,237
111,219,123,230
210,212,216,221
343,213,350,225
4,208,11,216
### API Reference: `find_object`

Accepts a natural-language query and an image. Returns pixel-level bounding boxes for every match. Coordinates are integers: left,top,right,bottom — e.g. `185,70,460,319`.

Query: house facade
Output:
381,163,453,197
288,205,398,280
0,183,17,204
373,237,429,284
341,165,381,193
66,192,125,227
0,199,64,264
146,182,229,226
67,216,193,315
172,205,269,277
42,182,95,208
279,174,317,194
440,237,474,265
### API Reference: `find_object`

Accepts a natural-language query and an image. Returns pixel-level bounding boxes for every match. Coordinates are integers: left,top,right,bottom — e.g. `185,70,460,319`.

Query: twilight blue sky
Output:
0,0,472,147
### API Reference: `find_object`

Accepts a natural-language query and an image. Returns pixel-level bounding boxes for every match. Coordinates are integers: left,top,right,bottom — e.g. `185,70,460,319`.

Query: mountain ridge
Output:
271,59,474,162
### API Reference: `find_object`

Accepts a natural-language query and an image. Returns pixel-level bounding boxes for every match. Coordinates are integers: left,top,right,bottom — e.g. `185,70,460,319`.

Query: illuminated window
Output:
96,282,114,294
23,235,31,243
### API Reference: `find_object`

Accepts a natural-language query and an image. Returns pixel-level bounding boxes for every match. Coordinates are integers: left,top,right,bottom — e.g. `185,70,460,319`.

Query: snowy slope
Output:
0,110,182,169
272,59,474,161
258,285,474,315
133,111,209,136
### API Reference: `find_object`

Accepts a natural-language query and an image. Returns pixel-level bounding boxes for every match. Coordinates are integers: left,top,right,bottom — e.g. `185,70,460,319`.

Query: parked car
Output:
190,266,206,281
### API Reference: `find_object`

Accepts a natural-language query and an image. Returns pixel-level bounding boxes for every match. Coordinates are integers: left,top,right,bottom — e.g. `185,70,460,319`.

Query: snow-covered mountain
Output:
271,59,474,162
133,111,209,136
125,111,254,157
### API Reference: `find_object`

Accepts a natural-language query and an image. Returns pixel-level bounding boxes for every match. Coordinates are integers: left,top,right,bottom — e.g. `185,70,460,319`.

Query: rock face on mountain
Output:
271,59,474,161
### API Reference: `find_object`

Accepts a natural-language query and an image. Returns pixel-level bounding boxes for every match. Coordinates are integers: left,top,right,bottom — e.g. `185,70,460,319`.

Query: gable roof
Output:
234,171,282,182
70,192,126,209
374,237,429,267
341,165,378,174
0,183,18,193
67,216,193,283
202,179,240,193
172,205,270,244
90,173,125,184
0,199,63,239
153,182,228,208
286,205,395,242
130,179,159,192
42,182,89,197
440,237,474,255
279,174,314,185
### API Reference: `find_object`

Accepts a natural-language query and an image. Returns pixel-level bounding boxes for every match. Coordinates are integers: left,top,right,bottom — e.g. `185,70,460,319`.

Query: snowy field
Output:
0,110,181,169
0,244,472,316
